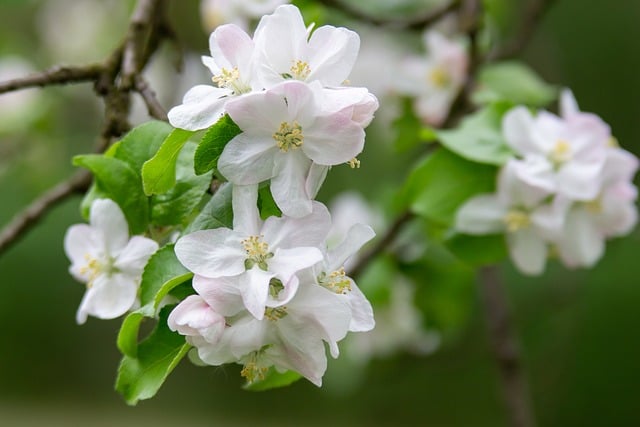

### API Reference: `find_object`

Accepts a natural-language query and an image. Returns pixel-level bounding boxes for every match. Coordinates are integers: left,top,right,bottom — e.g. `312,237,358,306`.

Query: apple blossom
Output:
64,199,159,324
200,0,289,32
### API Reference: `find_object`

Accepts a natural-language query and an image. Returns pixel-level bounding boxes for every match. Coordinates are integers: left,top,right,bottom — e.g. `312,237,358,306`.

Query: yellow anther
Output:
78,253,116,288
549,139,572,166
503,210,531,233
273,121,304,152
212,67,240,90
241,352,269,383
290,60,311,80
608,136,619,148
428,67,450,88
264,307,288,321
241,235,273,270
347,158,361,169
319,267,352,294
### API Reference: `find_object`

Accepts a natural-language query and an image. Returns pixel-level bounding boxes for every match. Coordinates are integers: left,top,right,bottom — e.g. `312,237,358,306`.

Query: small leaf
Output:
184,182,233,233
403,149,497,226
473,61,557,107
194,114,242,176
115,121,173,175
436,102,515,166
142,128,195,195
139,244,193,308
73,154,149,234
117,306,153,358
116,306,190,405
243,368,302,391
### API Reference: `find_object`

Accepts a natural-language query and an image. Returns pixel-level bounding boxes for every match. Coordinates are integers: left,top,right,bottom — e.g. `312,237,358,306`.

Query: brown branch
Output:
0,170,92,254
488,0,558,61
134,75,168,121
317,0,461,30
479,266,536,427
0,64,103,95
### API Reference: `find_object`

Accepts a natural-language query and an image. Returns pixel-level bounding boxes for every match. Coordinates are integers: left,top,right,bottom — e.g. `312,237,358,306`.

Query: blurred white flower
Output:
0,56,43,132
201,0,289,32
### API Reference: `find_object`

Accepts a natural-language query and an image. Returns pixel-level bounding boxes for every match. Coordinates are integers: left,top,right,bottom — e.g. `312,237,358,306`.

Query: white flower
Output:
174,184,327,319
253,4,360,88
395,30,468,126
200,0,289,32
502,100,610,201
168,23,260,130
218,80,367,217
456,160,567,275
64,199,159,324
167,294,226,345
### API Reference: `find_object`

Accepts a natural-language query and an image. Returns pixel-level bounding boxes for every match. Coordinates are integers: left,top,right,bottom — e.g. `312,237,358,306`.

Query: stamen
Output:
290,60,311,80
503,210,531,233
264,307,288,321
347,158,361,169
319,267,352,294
428,67,450,88
242,235,273,270
240,352,269,383
273,121,304,152
549,139,572,167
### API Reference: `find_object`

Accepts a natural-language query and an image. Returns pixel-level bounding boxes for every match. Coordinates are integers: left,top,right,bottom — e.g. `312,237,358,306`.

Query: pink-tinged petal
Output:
346,281,375,332
603,148,639,185
64,224,98,267
557,161,603,201
307,25,360,85
262,201,331,249
531,111,565,151
114,236,159,276
174,229,246,278
498,159,552,207
168,295,226,344
225,86,288,132
76,273,138,323
217,134,277,184
502,107,539,155
414,91,451,126
270,150,313,218
329,223,375,270
599,194,638,237
560,89,580,118
270,329,327,386
557,207,604,268
305,163,328,199
193,275,245,317
238,267,275,320
531,197,570,240
455,194,506,234
507,228,547,276
321,86,379,127
209,24,254,68
268,80,317,126
269,247,324,283
232,184,261,235
90,199,129,254
168,85,230,131
302,111,365,165
226,315,270,359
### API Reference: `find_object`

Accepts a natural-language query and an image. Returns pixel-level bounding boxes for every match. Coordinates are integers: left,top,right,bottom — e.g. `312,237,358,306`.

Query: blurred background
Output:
1,0,639,425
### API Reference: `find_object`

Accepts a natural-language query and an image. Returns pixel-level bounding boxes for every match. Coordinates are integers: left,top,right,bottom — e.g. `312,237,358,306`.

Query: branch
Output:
0,64,103,95
134,75,168,121
479,266,536,427
317,0,461,30
488,0,558,61
0,170,92,255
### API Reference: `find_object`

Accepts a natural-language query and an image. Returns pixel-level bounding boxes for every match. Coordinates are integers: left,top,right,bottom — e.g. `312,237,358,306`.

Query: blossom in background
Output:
395,30,468,126
0,57,43,133
218,80,373,217
64,199,159,324
200,0,289,32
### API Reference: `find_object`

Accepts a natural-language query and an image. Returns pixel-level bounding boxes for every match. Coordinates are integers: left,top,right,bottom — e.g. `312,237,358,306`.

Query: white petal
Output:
328,223,375,270
193,275,245,317
209,24,254,69
305,163,329,199
560,89,580,118
167,85,230,131
167,295,226,344
507,228,547,275
302,111,365,165
64,224,99,267
232,184,261,235
90,199,129,254
217,134,277,184
76,273,138,323
455,194,506,234
557,161,603,201
114,236,159,276
270,150,313,218
502,107,539,155
174,229,246,278
225,89,287,133
557,207,605,268
499,159,553,207
269,247,324,283
238,267,275,320
307,26,360,85
266,274,299,307
346,281,375,332
261,201,331,249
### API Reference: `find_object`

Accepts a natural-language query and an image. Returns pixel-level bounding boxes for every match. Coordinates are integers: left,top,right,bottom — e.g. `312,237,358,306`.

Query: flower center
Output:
212,67,249,94
79,254,116,288
240,351,269,383
347,158,361,169
290,60,311,80
264,306,288,321
428,66,451,88
242,235,273,270
549,139,572,167
503,209,530,232
319,267,352,294
273,121,304,152
585,198,602,214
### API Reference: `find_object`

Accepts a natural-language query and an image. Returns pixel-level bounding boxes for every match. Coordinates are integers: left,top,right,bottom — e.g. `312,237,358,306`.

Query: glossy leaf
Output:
114,121,173,175
142,128,195,195
184,182,233,233
194,114,242,176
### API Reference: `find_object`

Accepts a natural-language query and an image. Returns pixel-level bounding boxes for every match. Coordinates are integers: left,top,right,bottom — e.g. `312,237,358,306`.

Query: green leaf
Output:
114,121,173,175
151,142,214,226
404,149,497,226
116,306,190,405
258,184,282,219
142,128,195,195
473,61,557,107
139,244,193,308
243,368,302,391
73,154,149,234
436,102,515,166
445,233,508,267
117,306,153,358
184,182,233,233
392,98,436,152
194,114,242,176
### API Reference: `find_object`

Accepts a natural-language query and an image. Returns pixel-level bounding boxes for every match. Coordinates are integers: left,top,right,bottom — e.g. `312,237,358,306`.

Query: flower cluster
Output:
456,90,638,275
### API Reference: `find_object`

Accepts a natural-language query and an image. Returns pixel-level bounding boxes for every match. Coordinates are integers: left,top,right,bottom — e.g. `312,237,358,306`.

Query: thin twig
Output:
317,0,461,30
134,75,168,121
0,65,103,95
488,0,558,61
0,170,92,254
479,266,536,427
